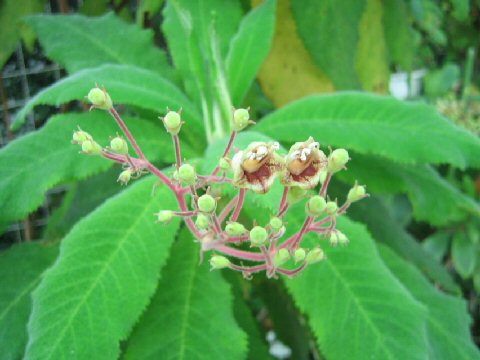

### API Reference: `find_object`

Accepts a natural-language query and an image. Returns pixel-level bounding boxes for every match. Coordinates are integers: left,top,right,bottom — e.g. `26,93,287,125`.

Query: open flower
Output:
231,141,284,193
281,137,327,189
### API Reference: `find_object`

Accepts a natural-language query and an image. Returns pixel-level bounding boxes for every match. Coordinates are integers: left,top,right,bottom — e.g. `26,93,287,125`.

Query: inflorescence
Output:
73,85,368,279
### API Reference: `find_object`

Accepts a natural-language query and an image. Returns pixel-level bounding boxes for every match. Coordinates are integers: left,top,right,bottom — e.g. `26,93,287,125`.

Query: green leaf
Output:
283,216,429,360
0,111,187,228
255,92,480,168
452,231,477,279
26,13,175,79
0,242,58,360
339,153,480,226
378,245,480,360
25,177,180,359
422,231,451,262
291,0,365,89
226,0,276,105
11,64,204,151
124,233,247,360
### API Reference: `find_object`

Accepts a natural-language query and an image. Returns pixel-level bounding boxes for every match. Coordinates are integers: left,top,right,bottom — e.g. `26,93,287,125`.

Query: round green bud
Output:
287,186,307,205
327,148,349,173
225,222,247,236
249,226,268,246
306,196,327,217
110,136,128,155
305,247,325,264
325,201,338,216
269,217,283,232
294,248,306,263
210,255,231,270
117,169,132,185
198,194,216,213
319,170,328,184
195,214,210,230
219,157,231,171
157,210,174,223
87,87,112,110
81,139,102,155
72,130,91,144
347,184,367,203
178,164,196,185
274,248,290,267
163,111,182,134
233,108,250,131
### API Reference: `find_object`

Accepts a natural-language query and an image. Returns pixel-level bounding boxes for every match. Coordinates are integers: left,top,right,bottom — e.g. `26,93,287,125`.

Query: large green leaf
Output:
379,245,480,359
283,216,429,360
226,0,276,106
124,233,247,360
25,177,180,359
255,92,480,168
0,242,58,360
11,64,203,149
291,0,365,89
0,112,185,227
25,13,175,79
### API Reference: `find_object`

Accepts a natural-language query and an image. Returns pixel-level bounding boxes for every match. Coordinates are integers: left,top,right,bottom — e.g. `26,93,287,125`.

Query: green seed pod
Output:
81,139,102,155
274,248,290,267
163,111,182,134
178,164,196,185
294,248,306,263
325,201,338,216
347,183,367,203
249,226,268,246
87,87,113,110
327,148,349,173
305,247,325,264
337,231,349,246
198,194,216,213
219,157,231,171
287,186,307,205
195,214,210,230
329,232,339,246
233,108,250,131
117,169,132,185
306,196,327,217
157,210,174,223
72,129,91,144
225,222,247,236
210,255,231,270
269,217,283,232
110,136,128,155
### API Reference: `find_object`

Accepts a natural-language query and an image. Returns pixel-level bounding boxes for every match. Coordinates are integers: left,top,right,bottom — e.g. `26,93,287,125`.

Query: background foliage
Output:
1,0,479,359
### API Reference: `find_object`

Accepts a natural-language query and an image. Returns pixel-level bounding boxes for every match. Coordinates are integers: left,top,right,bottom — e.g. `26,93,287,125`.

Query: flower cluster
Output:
73,85,368,279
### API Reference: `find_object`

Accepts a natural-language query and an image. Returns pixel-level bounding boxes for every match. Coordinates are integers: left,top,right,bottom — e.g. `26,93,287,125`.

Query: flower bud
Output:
327,148,349,173
294,248,306,263
219,157,231,171
81,139,102,155
225,222,247,236
325,201,338,216
233,108,250,131
87,87,113,110
269,217,283,232
210,255,231,270
178,164,196,185
117,169,132,185
195,214,210,230
306,196,327,217
198,194,216,213
110,136,128,155
274,248,290,267
347,183,367,203
157,210,174,223
305,247,325,264
72,129,92,144
249,226,268,246
162,111,182,134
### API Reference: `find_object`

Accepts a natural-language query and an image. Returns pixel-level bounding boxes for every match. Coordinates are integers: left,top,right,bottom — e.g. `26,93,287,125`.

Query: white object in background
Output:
266,330,292,359
389,69,426,100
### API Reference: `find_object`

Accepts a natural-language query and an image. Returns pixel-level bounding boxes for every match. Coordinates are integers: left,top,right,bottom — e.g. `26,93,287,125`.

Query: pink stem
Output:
219,195,238,223
278,204,289,218
211,214,223,234
280,217,312,250
145,162,176,192
278,187,289,213
226,234,249,243
109,108,145,160
175,192,202,238
231,188,246,222
229,263,267,274
216,246,264,261
261,246,273,269
320,173,332,197
173,211,197,217
173,135,182,169
277,263,307,278
309,216,332,229
212,131,237,177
